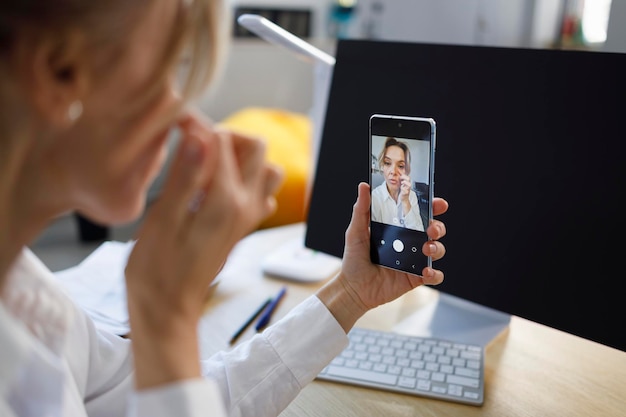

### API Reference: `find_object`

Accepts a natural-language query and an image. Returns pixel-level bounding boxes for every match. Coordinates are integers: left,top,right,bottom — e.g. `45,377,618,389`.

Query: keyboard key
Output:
456,367,480,379
373,363,387,373
425,363,439,372
325,365,398,386
432,385,446,394
417,370,431,379
464,391,480,400
388,365,402,375
397,358,411,367
369,354,382,363
460,350,481,361
382,356,396,365
432,372,445,382
448,384,463,396
398,377,416,388
417,379,431,391
447,374,480,388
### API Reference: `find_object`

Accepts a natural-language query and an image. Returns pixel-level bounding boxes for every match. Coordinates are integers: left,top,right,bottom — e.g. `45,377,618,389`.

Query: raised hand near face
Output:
125,108,283,388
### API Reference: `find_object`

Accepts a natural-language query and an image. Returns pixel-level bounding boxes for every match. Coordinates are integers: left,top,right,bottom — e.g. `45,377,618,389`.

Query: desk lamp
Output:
237,14,341,283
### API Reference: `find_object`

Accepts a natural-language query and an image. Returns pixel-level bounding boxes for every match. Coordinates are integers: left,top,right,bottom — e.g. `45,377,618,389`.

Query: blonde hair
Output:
378,136,412,175
173,0,229,102
0,0,228,108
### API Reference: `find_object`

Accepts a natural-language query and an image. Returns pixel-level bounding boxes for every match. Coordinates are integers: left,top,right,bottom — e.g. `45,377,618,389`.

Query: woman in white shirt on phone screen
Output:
371,136,425,231
0,1,449,416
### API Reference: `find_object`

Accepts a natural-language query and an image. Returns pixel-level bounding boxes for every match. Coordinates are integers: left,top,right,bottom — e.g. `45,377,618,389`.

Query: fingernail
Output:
423,267,433,279
428,243,437,255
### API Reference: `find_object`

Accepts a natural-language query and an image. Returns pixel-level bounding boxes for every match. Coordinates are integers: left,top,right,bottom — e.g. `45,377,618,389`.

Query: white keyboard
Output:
317,327,484,406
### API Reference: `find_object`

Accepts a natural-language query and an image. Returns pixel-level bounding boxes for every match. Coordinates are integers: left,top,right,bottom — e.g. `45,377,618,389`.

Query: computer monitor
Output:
305,39,626,351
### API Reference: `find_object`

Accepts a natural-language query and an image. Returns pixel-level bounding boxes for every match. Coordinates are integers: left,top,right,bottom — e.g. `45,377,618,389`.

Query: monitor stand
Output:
392,291,511,348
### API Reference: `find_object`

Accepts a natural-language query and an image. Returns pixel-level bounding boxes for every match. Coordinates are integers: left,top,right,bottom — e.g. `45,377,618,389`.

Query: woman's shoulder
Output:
372,183,386,195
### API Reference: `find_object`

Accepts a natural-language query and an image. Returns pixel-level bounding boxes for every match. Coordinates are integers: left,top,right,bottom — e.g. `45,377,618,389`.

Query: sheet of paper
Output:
54,241,134,335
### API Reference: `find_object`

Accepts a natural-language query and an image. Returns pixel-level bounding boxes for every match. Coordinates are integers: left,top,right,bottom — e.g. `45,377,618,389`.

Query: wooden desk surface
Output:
199,223,626,416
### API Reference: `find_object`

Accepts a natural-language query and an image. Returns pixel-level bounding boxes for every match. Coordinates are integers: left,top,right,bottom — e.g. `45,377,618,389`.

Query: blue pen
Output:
255,286,287,331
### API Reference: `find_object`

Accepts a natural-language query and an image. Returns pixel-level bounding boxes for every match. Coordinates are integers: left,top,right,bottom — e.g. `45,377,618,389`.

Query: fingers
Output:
176,111,284,243
264,164,284,195
345,182,371,245
211,126,284,204
421,196,448,285
423,239,446,261
355,182,371,216
421,267,444,285
433,197,449,216
149,106,284,247
205,129,239,197
425,217,446,262
400,176,411,195
227,129,267,184
263,164,284,213
427,219,446,240
149,121,214,235
428,197,448,240
256,167,282,220
207,130,283,222
353,182,371,228
209,127,284,210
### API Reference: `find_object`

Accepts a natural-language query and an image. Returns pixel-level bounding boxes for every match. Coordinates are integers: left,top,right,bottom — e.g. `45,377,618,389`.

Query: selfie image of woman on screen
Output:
371,136,425,231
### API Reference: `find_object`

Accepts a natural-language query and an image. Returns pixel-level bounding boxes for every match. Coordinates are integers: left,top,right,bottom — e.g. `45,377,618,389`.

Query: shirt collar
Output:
381,184,400,206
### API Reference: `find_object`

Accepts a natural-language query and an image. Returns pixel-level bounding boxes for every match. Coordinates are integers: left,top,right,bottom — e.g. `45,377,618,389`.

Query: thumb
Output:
345,182,371,244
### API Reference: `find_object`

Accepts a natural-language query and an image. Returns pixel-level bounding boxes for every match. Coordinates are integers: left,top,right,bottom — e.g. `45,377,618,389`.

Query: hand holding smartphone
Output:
369,114,436,275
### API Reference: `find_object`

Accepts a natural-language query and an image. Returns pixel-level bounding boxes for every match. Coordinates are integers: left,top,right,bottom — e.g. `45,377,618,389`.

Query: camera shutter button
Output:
392,239,404,252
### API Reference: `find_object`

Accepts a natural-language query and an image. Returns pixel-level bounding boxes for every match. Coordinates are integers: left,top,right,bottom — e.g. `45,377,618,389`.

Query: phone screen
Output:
369,114,436,275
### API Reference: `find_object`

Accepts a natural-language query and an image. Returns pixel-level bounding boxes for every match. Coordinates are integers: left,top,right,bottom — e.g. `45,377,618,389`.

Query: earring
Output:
67,100,83,122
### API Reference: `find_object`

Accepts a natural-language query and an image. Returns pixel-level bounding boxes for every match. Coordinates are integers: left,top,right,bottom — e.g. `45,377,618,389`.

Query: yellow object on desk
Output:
219,107,312,229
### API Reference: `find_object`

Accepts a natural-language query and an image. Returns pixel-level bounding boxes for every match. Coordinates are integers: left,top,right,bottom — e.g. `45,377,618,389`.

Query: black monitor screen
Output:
305,39,626,351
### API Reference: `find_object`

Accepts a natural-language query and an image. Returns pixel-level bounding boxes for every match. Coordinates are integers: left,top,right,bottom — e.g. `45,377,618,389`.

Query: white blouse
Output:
371,183,424,231
0,248,348,417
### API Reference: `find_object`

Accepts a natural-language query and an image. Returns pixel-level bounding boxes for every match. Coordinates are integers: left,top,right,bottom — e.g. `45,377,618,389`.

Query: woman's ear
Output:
15,29,90,127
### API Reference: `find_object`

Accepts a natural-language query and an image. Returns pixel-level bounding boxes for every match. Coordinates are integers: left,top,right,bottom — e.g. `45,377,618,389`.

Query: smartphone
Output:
369,114,436,275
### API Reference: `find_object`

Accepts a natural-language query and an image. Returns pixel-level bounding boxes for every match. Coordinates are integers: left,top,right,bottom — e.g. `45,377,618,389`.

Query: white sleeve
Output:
202,295,348,417
67,294,231,417
130,379,227,417
63,296,135,416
